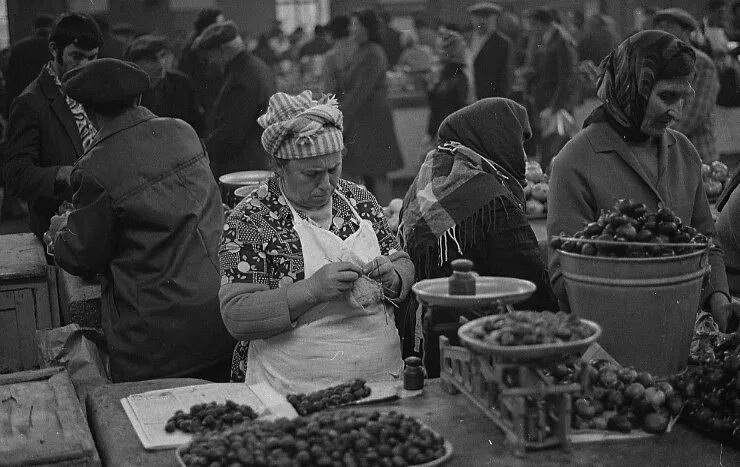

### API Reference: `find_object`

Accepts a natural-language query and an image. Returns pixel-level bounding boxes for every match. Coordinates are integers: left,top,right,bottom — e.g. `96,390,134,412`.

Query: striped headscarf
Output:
585,30,696,142
258,90,344,159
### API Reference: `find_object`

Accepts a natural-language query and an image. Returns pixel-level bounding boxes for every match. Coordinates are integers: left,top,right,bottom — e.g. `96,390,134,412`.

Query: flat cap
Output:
193,20,238,51
62,58,150,106
653,8,699,31
467,2,502,16
125,34,168,61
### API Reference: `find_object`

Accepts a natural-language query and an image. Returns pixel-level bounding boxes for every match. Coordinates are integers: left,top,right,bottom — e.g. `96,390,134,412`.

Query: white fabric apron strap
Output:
245,187,402,394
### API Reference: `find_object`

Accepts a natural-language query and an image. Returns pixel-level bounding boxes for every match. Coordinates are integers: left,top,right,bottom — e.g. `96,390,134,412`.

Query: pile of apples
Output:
383,198,403,233
524,161,549,216
702,161,730,200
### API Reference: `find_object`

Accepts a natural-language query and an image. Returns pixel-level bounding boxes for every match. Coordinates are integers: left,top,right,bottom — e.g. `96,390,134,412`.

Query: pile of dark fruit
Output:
165,400,258,434
549,357,683,434
671,346,740,443
465,310,595,346
287,379,372,416
550,199,709,258
179,409,447,467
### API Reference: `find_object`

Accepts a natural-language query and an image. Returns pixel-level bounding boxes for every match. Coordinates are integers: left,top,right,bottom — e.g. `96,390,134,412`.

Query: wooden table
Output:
86,378,739,466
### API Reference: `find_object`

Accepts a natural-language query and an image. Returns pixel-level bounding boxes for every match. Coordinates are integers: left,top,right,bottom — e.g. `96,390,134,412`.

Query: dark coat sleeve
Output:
3,94,61,203
53,168,115,277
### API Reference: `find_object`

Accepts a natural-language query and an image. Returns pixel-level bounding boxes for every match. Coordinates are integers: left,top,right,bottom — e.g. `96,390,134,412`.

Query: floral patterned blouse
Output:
219,176,399,289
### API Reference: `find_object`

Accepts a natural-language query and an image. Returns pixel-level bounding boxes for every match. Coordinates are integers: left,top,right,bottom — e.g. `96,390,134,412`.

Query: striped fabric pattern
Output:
258,90,344,160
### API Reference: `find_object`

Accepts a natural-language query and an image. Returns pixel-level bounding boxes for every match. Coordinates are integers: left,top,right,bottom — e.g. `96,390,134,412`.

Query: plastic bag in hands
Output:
540,108,576,138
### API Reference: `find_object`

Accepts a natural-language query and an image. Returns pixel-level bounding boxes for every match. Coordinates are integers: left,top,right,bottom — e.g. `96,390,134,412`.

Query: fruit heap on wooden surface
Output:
671,345,740,443
165,400,258,434
179,409,447,467
465,310,595,346
549,358,683,434
550,199,709,257
287,379,372,416
382,198,403,233
702,161,730,200
524,161,549,216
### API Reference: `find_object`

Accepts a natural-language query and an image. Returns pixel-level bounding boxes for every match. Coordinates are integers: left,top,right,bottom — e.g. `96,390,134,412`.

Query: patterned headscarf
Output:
258,90,344,159
585,30,696,142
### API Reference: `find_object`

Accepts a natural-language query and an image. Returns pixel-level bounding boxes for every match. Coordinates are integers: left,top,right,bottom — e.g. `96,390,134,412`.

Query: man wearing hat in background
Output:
2,13,102,242
126,34,204,134
654,8,720,163
467,1,512,101
194,20,275,179
48,58,235,383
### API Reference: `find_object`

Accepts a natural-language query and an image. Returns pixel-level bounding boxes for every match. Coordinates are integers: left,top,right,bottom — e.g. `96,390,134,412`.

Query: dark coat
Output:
179,38,223,116
5,34,52,115
427,64,469,138
205,51,275,179
473,31,512,99
141,70,204,134
53,106,235,382
530,26,578,112
98,34,127,60
341,42,403,177
3,70,83,239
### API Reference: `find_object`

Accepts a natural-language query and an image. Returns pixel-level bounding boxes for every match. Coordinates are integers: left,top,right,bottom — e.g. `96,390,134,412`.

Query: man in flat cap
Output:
194,20,275,179
126,34,204,134
467,1,512,100
654,8,720,163
526,7,578,170
3,13,102,242
48,58,235,383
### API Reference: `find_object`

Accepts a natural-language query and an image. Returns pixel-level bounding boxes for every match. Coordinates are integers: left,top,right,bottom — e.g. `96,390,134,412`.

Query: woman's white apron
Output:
245,191,402,394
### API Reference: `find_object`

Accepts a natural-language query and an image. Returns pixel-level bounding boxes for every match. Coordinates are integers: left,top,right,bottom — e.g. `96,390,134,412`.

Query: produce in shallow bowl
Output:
458,310,601,362
176,409,453,466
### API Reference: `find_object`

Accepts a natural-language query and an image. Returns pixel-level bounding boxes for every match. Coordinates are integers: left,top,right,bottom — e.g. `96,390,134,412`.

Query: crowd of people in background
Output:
2,1,740,221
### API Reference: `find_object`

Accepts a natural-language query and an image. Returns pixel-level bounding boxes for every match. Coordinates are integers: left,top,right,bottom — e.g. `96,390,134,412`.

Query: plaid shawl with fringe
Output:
399,141,521,278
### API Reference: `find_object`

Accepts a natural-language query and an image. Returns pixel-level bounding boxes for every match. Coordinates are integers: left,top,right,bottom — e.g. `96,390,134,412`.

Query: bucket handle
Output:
561,266,710,287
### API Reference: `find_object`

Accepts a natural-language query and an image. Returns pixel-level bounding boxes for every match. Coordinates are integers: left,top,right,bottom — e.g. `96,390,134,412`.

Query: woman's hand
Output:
305,261,362,302
363,256,401,297
710,293,740,332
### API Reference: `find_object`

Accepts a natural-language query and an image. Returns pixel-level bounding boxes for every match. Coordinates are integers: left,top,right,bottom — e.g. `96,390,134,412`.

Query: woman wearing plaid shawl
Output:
218,90,415,391
400,98,558,377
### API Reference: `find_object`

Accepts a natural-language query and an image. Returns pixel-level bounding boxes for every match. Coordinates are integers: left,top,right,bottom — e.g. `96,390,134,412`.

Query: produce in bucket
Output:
670,343,740,444
550,199,709,257
165,400,258,434
548,357,683,435
286,379,372,416
178,409,448,466
465,310,595,346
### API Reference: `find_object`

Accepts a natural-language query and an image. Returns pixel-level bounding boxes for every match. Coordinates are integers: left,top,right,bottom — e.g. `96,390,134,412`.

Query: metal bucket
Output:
218,170,272,207
559,247,710,376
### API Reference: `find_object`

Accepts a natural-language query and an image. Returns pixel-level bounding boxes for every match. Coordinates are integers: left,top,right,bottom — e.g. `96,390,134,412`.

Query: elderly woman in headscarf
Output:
400,97,558,377
218,90,415,392
547,30,740,331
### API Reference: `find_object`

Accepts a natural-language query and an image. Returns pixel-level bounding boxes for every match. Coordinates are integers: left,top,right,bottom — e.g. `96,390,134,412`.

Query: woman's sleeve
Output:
690,169,731,304
546,148,596,310
218,211,294,340
358,187,415,301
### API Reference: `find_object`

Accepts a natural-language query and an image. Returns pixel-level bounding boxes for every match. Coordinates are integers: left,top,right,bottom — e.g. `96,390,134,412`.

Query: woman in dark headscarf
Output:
547,30,740,331
400,97,558,377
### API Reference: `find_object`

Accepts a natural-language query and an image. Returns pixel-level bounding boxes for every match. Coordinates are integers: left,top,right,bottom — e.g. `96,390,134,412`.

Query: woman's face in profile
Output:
640,77,694,137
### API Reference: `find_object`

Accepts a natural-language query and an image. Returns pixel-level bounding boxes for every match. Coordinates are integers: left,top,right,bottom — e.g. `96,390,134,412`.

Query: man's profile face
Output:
51,42,99,76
